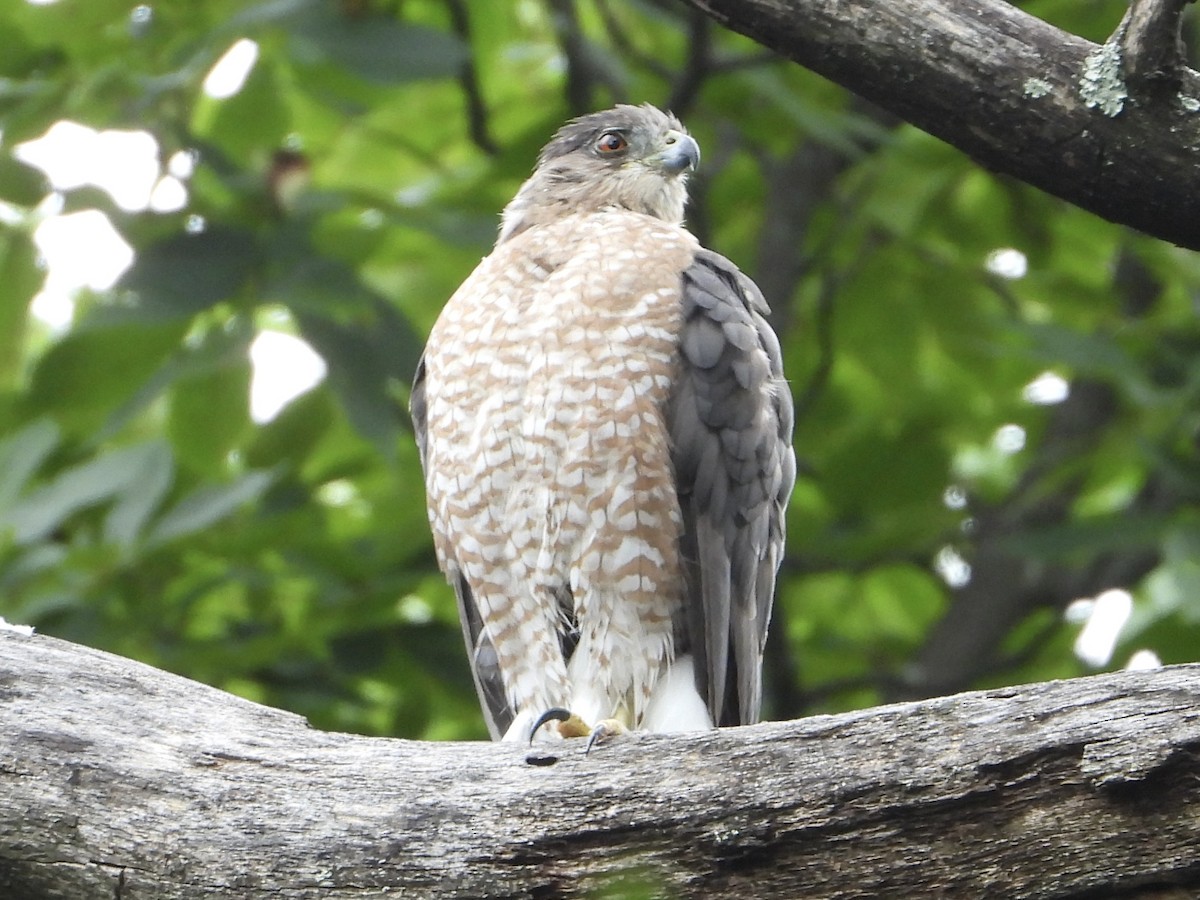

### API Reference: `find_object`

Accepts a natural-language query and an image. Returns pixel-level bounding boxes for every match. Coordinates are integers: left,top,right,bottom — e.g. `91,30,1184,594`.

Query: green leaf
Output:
147,469,276,546
104,441,174,546
244,385,335,470
0,152,46,206
191,56,291,166
285,5,467,84
298,312,397,454
108,227,263,323
0,229,42,388
24,321,187,436
226,0,309,30
998,514,1168,562
0,440,170,545
1134,524,1200,628
1014,322,1152,400
0,418,60,512
168,359,252,475
95,316,256,443
860,564,946,644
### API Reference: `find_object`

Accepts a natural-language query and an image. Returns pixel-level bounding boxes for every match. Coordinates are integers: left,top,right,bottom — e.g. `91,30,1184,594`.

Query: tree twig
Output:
667,9,714,116
594,0,673,80
1119,0,1195,87
443,0,499,155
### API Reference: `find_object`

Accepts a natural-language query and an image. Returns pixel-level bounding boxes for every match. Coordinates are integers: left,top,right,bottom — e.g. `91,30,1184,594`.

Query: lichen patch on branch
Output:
1080,40,1128,117
1023,77,1053,99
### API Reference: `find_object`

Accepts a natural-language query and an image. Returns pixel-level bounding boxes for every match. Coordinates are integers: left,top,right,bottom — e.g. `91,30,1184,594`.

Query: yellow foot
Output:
585,718,627,755
529,707,590,743
528,709,629,753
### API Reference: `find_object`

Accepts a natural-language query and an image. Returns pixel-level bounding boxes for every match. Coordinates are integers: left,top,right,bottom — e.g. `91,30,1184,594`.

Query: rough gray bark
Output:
682,0,1200,250
3,631,1200,898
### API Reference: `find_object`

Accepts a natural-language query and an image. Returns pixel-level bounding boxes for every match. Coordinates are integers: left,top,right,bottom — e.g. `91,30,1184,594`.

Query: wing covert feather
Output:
669,249,795,727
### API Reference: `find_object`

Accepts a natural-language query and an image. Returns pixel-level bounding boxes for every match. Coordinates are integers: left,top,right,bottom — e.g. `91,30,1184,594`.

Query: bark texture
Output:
3,631,1200,898
683,0,1200,249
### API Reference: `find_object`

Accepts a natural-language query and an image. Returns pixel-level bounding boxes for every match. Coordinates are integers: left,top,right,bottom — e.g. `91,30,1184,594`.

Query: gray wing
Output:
669,249,796,727
410,357,514,740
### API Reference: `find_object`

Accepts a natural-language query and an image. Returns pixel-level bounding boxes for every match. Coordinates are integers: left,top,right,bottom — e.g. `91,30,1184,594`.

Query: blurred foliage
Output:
2,0,1199,742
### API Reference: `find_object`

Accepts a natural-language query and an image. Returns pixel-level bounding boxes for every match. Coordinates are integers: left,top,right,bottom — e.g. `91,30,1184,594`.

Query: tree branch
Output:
681,0,1200,249
666,9,714,116
1120,0,1194,87
443,0,499,156
5,631,1200,897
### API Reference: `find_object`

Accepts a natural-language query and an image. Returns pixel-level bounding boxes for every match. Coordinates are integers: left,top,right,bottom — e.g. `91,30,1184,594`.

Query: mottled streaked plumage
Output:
411,105,794,741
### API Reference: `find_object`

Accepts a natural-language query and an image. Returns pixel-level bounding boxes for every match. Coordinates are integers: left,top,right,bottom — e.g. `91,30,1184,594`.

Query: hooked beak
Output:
656,130,700,175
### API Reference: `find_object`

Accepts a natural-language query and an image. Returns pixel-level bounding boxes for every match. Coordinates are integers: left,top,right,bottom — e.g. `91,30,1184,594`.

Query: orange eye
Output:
596,132,627,153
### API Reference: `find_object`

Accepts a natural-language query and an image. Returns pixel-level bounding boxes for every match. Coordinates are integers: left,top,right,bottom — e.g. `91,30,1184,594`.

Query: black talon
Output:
529,707,572,744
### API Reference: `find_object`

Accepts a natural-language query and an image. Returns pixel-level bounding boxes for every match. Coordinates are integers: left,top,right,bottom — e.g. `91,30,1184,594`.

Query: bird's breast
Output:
424,213,698,596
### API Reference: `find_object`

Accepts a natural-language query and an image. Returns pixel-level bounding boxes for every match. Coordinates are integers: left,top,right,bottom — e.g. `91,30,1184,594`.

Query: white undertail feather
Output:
642,655,714,732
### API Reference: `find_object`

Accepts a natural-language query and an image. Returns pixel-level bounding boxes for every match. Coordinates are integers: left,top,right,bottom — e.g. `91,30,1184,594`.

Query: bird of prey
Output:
411,104,794,744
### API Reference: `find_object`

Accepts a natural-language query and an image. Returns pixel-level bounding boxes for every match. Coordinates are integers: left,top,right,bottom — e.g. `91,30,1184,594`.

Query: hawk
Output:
411,104,795,744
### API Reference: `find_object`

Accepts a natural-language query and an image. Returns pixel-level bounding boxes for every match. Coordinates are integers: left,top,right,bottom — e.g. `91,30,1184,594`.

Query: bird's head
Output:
498,104,700,243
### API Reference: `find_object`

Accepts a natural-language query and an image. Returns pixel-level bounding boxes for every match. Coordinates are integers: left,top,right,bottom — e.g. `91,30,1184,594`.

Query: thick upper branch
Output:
4,632,1200,897
683,0,1200,249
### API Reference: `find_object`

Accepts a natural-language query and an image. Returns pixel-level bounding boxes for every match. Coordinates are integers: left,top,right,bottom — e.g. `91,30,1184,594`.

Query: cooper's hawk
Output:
411,104,794,743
